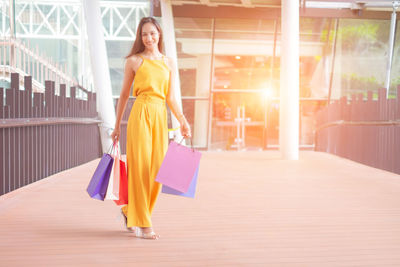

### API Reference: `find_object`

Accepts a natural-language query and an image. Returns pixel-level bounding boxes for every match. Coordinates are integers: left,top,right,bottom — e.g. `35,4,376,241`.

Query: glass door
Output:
209,18,278,150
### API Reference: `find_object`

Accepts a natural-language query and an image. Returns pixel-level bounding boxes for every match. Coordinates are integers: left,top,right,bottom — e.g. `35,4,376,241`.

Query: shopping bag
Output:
161,166,199,198
155,139,201,193
105,143,121,200
114,160,128,205
87,150,114,201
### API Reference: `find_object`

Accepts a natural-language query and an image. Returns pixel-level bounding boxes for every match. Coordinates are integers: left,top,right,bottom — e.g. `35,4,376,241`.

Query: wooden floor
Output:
1,151,400,266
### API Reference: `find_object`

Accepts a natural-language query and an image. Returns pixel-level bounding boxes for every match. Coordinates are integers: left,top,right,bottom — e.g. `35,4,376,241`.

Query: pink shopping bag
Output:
155,140,201,193
161,166,199,198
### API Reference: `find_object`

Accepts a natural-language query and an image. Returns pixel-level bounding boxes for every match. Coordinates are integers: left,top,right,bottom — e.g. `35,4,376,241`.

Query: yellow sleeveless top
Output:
133,55,170,100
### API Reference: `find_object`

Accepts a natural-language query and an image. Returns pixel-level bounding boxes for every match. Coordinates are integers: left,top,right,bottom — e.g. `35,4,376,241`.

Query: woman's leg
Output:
137,104,168,239
125,102,154,228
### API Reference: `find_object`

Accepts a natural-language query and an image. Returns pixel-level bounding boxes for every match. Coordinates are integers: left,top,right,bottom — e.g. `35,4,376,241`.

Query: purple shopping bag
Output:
162,166,199,198
156,140,201,193
87,153,114,201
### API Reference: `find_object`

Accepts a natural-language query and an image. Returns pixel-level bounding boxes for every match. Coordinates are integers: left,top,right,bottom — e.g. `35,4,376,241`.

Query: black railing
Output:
0,73,102,196
315,88,400,175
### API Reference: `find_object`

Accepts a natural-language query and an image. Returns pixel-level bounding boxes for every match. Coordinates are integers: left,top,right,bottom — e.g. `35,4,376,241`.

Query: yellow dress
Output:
121,55,170,227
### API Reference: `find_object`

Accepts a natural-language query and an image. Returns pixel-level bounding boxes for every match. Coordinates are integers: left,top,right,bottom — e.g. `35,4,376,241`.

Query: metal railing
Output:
0,72,101,196
315,87,400,175
0,37,80,94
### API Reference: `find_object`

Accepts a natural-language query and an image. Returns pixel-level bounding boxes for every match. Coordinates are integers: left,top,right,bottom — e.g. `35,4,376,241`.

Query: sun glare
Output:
263,88,273,99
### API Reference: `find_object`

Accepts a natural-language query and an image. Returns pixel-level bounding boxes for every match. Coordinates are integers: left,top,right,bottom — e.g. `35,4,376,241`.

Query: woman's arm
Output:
111,58,136,143
166,57,191,138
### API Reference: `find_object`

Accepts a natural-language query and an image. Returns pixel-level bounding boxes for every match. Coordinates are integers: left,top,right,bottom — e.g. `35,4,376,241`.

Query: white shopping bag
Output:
105,143,121,200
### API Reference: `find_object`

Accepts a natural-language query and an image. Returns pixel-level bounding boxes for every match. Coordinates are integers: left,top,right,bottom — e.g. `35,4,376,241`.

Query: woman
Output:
111,17,191,240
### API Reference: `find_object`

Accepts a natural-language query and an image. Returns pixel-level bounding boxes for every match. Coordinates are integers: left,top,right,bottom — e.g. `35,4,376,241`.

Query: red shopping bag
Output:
114,160,128,205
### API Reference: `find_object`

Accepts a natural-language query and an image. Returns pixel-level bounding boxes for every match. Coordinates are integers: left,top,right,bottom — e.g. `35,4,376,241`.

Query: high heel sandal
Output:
120,210,135,232
134,227,160,240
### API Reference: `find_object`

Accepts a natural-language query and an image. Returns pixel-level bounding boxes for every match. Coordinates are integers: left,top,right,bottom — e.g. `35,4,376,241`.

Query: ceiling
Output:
152,0,399,20
167,0,398,11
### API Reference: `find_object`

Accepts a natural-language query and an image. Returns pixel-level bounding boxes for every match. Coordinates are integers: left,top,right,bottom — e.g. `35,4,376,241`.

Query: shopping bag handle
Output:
111,141,121,157
106,142,114,154
106,141,120,156
178,137,194,152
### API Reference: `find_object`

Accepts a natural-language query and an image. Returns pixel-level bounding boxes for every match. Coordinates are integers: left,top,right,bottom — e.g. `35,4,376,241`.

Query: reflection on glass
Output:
332,19,390,100
210,18,275,150
389,21,400,98
174,17,213,148
209,17,331,149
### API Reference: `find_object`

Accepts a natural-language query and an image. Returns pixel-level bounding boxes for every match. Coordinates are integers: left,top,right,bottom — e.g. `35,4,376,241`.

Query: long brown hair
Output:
125,17,163,59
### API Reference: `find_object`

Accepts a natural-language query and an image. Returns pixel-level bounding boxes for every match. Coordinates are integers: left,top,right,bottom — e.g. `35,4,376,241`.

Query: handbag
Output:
86,144,114,201
156,138,201,194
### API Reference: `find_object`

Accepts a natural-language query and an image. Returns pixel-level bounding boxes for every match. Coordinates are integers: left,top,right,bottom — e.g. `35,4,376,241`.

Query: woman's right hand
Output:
180,120,191,138
111,126,121,143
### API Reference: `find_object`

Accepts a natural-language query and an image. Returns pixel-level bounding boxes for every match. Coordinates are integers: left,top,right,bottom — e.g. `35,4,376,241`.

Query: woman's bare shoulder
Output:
164,56,176,71
126,54,143,72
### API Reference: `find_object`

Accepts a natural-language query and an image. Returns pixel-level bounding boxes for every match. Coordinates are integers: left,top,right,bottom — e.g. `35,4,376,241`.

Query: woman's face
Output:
141,22,160,51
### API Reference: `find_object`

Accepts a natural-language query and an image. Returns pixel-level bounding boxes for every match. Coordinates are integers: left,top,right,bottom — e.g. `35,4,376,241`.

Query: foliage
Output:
342,73,383,92
341,73,399,98
339,22,379,46
320,20,389,53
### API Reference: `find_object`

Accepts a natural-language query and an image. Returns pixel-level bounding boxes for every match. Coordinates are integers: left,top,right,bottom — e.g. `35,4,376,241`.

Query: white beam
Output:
82,0,115,153
384,3,398,97
280,0,299,160
240,0,253,8
160,0,183,141
199,0,211,5
178,38,323,56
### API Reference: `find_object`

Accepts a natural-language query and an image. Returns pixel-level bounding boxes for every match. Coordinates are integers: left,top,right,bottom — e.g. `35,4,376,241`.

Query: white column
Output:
78,5,86,87
160,0,183,141
82,0,115,153
384,6,398,97
331,29,342,100
9,0,15,67
279,0,299,160
9,0,15,38
194,55,211,147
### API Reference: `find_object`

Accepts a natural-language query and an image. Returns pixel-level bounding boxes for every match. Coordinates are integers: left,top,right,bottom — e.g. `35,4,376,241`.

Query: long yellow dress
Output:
121,55,170,228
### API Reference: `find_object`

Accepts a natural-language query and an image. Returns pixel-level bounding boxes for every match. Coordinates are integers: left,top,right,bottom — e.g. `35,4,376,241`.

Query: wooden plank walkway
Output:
1,151,400,266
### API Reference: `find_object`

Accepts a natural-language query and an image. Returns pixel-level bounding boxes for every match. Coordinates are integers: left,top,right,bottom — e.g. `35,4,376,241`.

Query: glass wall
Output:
389,21,400,98
106,41,137,96
5,0,398,150
7,0,149,94
104,1,150,96
174,17,213,148
13,1,82,81
331,19,391,100
175,17,335,149
210,18,276,150
175,15,400,150
299,18,332,146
